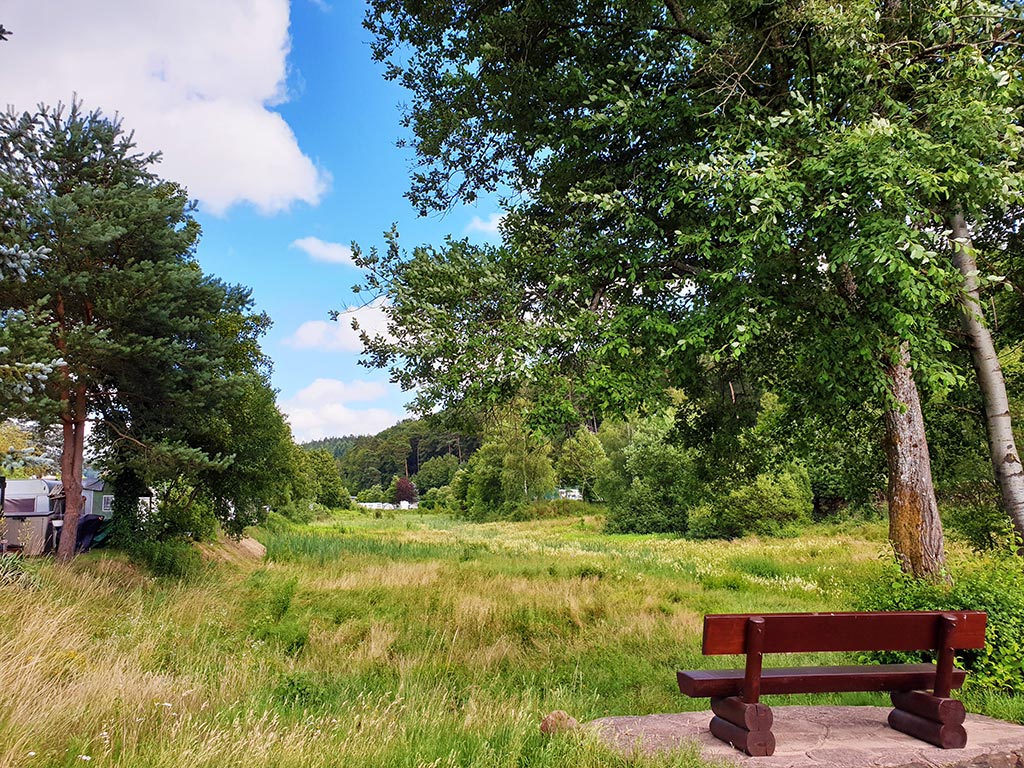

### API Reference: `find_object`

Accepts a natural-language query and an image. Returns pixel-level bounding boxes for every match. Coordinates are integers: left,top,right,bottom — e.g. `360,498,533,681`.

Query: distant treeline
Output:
301,418,481,493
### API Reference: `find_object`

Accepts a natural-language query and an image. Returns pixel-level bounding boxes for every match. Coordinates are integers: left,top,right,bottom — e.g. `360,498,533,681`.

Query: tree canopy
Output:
0,102,288,556
362,0,1024,577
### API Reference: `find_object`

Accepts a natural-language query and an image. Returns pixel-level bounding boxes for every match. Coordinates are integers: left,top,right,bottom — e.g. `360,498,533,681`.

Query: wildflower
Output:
78,756,91,761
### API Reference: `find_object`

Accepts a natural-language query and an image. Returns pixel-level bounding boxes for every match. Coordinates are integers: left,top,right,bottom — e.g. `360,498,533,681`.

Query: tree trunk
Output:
56,383,87,563
947,212,1024,548
883,344,948,582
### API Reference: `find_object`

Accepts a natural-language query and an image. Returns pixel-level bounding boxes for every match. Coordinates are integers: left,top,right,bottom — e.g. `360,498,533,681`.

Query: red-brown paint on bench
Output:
701,611,987,655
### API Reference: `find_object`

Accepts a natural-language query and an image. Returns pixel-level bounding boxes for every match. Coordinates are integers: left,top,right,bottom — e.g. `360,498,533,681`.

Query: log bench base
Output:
702,691,968,756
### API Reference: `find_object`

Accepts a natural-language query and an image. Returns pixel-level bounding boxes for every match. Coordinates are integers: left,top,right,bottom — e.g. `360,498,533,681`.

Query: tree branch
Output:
663,0,711,44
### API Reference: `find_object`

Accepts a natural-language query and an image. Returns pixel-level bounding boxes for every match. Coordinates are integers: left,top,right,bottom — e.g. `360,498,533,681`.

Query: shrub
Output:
128,539,204,579
943,502,1015,552
273,671,338,708
604,413,702,534
254,617,309,655
260,510,297,535
356,485,385,504
246,572,308,654
419,485,456,513
857,553,1024,694
693,464,813,539
607,478,691,534
277,498,334,524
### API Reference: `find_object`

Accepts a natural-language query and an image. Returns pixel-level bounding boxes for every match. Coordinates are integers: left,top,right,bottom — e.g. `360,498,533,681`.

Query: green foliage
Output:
128,539,205,580
303,449,350,508
601,405,814,538
413,453,460,493
356,484,385,504
858,555,1024,694
361,0,1024,571
461,414,556,520
690,465,814,539
361,0,1024,413
245,571,308,654
0,553,39,588
418,484,456,513
0,101,288,549
335,416,479,493
944,503,1016,553
463,441,506,520
604,412,702,534
15,508,1024,765
300,436,357,461
277,499,334,525
272,671,340,709
555,427,607,502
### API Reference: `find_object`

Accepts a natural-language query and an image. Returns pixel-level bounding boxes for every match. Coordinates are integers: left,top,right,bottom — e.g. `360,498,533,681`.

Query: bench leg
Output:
889,691,967,749
709,697,775,757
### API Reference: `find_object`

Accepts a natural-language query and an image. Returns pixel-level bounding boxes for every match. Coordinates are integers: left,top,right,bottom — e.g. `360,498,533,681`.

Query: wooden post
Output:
742,616,765,704
934,614,957,699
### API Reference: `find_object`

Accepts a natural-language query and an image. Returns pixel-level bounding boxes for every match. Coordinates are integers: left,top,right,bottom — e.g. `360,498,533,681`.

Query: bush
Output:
604,413,702,534
129,539,204,579
356,485,385,504
419,485,456,513
857,553,1024,694
692,464,813,539
246,573,308,654
260,510,297,535
607,478,691,534
277,498,335,524
944,502,1015,552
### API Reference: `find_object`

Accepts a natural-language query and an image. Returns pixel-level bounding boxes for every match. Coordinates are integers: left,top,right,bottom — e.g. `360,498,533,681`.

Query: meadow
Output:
0,512,1018,767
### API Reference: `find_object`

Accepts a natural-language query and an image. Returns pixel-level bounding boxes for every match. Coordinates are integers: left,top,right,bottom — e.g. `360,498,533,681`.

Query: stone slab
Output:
587,706,1024,768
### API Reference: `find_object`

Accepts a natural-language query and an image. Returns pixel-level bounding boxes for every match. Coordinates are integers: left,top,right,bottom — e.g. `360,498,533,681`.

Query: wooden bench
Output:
677,611,987,757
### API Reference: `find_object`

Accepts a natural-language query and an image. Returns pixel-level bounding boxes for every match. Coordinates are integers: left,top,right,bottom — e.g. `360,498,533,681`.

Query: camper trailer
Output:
0,477,113,555
0,478,59,555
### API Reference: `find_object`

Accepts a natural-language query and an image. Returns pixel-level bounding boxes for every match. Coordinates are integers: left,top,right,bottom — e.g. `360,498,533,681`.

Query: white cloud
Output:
284,300,392,352
280,378,399,440
465,212,505,236
0,0,329,215
291,236,355,266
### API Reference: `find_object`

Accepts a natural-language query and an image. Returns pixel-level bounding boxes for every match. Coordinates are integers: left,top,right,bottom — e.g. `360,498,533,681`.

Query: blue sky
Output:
0,0,502,441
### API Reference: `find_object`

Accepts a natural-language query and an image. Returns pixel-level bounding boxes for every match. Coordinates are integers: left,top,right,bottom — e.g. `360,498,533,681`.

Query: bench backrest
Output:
702,611,987,655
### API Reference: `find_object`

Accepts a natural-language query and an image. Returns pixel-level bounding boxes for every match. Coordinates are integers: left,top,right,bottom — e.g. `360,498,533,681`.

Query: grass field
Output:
0,512,1016,767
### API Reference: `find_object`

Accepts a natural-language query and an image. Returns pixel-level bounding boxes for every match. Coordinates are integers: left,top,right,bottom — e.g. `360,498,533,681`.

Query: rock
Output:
540,710,579,735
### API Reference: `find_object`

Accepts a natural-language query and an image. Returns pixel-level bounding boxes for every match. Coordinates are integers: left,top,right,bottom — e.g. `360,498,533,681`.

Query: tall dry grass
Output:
0,515,896,767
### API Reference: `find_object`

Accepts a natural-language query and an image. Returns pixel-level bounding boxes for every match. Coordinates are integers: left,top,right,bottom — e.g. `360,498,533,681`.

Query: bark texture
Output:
948,212,1024,547
56,383,86,564
883,344,948,581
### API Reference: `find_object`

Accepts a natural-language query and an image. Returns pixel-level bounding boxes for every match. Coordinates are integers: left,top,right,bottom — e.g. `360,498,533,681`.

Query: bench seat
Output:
679,663,967,698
